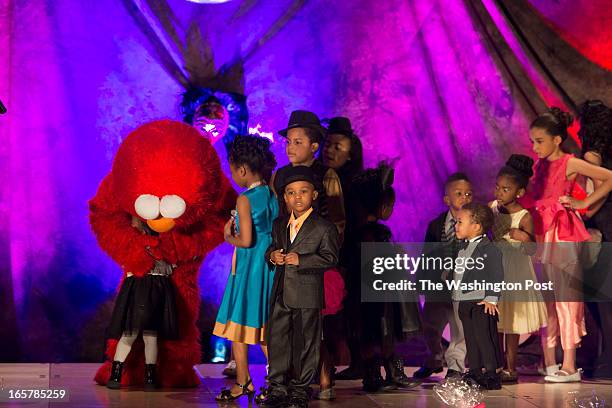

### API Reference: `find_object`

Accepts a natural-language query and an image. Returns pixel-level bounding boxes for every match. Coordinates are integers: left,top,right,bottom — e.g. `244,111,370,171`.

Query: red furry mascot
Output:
91,119,236,387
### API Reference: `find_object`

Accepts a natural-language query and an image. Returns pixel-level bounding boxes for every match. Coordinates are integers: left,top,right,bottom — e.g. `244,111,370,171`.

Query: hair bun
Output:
254,136,271,152
549,107,574,128
229,135,277,182
506,154,534,179
578,100,610,123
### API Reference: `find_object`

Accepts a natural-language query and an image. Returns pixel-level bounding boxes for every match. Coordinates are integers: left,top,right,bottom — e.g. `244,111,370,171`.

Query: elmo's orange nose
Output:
147,217,176,233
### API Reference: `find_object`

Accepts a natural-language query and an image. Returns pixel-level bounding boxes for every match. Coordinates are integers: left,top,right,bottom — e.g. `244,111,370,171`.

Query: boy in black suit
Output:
260,165,340,408
453,202,504,390
415,173,472,379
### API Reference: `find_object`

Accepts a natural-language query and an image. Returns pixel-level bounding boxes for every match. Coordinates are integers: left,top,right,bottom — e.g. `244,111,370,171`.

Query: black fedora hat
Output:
327,116,354,137
278,110,326,139
279,165,323,192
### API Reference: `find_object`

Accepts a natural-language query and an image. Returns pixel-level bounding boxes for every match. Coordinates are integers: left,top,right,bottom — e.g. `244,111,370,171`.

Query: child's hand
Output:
285,252,299,265
144,244,163,261
271,249,286,265
559,195,587,210
224,219,234,240
509,228,530,242
131,215,146,233
478,301,499,316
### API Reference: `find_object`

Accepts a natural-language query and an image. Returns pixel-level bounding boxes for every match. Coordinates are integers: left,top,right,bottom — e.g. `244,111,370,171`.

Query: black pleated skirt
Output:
108,274,179,340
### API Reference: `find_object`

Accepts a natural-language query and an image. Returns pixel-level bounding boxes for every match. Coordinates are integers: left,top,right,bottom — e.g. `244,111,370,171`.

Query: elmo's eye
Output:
134,194,160,220
160,195,186,219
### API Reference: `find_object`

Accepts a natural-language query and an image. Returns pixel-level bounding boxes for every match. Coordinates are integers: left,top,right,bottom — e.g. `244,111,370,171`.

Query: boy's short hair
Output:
461,202,494,233
444,172,470,190
300,127,323,145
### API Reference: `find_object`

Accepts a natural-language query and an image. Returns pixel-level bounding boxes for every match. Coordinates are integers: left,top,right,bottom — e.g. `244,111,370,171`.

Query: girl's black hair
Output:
351,161,395,215
228,135,277,182
530,106,574,141
497,154,534,189
578,100,612,161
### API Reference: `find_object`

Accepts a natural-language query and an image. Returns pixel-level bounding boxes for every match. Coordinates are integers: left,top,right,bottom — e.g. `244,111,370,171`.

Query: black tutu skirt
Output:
108,274,179,340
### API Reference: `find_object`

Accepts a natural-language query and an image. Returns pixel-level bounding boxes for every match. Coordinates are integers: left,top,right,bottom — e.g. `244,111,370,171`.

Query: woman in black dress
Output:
320,117,365,387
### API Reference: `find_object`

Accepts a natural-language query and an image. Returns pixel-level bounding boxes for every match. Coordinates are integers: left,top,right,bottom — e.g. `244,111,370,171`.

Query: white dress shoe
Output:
544,369,582,383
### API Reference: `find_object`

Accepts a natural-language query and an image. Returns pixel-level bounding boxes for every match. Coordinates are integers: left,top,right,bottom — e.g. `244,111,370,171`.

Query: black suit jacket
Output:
265,212,339,309
459,236,504,300
424,211,448,242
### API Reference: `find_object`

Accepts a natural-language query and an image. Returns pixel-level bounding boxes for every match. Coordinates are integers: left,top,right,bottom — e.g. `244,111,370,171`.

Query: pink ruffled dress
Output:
530,154,591,244
528,154,588,350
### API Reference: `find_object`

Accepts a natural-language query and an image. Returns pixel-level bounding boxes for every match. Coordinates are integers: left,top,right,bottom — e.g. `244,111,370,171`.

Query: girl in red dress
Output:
527,107,612,382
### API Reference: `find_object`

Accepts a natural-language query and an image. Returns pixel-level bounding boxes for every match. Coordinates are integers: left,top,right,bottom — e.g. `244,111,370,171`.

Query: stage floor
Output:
0,364,610,407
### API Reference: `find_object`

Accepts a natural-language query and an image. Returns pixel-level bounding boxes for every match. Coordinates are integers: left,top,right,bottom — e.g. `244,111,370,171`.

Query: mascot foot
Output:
107,361,124,389
144,364,160,391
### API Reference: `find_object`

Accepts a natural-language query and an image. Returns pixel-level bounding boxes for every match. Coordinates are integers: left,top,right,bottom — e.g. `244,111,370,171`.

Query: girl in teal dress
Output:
214,135,278,401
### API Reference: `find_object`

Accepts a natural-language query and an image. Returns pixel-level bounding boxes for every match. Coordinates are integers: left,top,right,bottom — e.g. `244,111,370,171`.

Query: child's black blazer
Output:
265,212,339,309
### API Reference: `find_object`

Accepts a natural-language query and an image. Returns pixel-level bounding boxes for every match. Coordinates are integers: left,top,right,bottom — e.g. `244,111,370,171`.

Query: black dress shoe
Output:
106,361,124,389
413,366,443,379
445,369,462,379
483,372,502,390
286,395,309,408
461,370,484,390
257,392,287,407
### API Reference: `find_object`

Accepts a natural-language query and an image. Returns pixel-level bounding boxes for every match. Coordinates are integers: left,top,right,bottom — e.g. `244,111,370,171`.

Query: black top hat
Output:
279,165,323,192
278,110,326,139
327,116,354,137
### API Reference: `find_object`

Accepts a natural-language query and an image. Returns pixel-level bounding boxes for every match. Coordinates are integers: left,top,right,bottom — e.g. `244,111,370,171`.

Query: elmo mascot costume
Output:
91,120,236,387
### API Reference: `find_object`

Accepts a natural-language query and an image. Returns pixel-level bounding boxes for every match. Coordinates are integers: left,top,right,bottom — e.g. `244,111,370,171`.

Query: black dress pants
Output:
267,291,321,398
458,300,502,373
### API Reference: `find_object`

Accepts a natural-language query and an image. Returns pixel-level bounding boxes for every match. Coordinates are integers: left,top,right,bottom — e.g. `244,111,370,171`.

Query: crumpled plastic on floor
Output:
566,390,605,407
433,377,485,408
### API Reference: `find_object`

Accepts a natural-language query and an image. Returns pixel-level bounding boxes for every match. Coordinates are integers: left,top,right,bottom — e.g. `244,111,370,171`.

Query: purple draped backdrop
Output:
0,0,610,361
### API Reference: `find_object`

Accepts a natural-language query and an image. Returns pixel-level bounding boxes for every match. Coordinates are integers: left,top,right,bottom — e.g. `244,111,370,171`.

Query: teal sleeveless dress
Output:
213,185,278,345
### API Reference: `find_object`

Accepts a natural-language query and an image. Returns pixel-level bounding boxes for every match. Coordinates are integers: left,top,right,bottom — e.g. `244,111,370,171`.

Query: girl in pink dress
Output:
528,107,612,383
